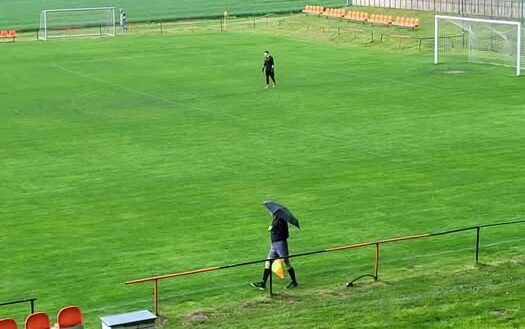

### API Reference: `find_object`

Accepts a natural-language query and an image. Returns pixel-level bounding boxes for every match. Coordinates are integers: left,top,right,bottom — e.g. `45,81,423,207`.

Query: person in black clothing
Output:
250,213,298,290
262,50,276,89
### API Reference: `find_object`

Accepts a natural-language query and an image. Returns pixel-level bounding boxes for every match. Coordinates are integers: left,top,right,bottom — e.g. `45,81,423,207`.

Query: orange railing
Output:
126,219,524,315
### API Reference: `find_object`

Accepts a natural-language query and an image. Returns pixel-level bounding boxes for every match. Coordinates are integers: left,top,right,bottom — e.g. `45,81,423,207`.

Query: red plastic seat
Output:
0,318,18,329
57,306,83,329
0,31,7,40
24,313,50,329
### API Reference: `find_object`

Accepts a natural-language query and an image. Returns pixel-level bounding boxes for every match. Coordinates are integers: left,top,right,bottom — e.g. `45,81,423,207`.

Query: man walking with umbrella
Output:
251,201,299,290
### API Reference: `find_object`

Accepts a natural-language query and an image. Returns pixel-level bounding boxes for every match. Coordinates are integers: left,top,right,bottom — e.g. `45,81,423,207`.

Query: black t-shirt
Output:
263,55,275,72
271,216,289,242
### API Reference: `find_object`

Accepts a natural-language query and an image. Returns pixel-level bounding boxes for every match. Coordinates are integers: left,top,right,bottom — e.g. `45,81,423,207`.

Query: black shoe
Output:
250,282,266,291
285,281,298,289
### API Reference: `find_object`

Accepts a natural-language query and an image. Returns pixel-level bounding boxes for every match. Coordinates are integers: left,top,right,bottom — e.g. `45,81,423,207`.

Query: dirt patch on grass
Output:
240,299,269,309
489,309,512,317
155,315,169,326
182,310,209,324
510,259,523,266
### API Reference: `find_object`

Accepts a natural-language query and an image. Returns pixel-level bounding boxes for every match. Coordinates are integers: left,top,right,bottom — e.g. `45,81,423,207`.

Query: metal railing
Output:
126,219,524,315
0,298,37,315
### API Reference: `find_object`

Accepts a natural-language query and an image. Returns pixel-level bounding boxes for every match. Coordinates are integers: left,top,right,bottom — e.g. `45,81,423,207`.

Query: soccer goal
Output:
38,7,116,41
434,15,522,76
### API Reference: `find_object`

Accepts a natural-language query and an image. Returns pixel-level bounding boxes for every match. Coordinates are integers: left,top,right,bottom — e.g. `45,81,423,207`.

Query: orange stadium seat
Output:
8,30,16,41
0,30,7,41
57,306,83,329
392,17,419,29
24,313,50,329
346,11,359,20
0,318,18,329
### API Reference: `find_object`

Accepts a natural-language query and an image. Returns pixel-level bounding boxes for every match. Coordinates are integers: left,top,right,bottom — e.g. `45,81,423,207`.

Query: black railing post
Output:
475,226,480,264
374,243,380,280
153,279,159,316
0,298,37,314
268,259,273,297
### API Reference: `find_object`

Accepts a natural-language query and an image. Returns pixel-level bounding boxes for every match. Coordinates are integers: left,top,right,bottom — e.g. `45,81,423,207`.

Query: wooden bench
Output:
347,27,365,40
381,33,411,48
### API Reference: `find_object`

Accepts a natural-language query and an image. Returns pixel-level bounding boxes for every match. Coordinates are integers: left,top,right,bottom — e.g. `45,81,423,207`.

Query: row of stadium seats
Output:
302,5,324,15
344,11,369,22
0,30,17,42
367,14,420,28
392,16,420,28
303,5,420,29
0,306,83,329
368,14,394,25
321,7,346,18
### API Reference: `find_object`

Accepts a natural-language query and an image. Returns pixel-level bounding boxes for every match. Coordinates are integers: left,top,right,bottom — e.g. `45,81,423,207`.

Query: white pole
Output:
517,23,521,76
435,14,521,26
434,15,438,64
44,11,48,40
43,6,116,13
112,8,116,36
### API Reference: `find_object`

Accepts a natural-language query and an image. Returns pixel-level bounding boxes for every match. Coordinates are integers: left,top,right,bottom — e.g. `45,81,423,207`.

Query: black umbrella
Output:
263,200,300,229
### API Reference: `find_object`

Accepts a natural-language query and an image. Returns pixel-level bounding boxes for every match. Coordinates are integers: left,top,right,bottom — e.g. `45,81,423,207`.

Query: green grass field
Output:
1,12,524,329
0,0,344,30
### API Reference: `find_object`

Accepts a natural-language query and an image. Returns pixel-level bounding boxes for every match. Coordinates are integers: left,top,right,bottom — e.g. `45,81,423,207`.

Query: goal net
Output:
38,7,116,40
434,15,522,76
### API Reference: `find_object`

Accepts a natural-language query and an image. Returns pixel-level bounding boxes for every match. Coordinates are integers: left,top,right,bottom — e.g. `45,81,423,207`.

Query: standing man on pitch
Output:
119,8,128,33
251,212,298,290
262,50,276,89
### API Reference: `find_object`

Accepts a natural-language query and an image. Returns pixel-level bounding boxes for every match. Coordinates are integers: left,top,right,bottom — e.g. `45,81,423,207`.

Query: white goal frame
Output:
434,15,522,76
38,7,116,41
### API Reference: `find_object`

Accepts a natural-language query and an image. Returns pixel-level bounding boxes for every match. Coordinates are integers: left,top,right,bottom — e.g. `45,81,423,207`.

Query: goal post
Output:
38,7,116,41
434,15,522,76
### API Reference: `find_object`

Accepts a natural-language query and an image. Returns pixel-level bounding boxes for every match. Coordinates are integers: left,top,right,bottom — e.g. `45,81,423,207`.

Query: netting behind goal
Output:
38,7,115,40
434,15,522,76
